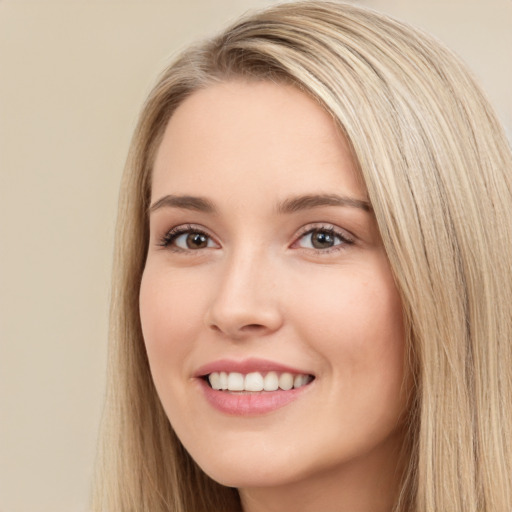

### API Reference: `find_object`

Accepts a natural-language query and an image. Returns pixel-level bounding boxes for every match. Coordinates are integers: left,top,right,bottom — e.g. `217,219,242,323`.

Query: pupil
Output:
187,233,207,249
312,230,334,249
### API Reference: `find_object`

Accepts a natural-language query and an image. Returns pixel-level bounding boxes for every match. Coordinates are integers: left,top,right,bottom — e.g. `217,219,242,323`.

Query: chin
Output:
189,442,308,489
201,462,303,489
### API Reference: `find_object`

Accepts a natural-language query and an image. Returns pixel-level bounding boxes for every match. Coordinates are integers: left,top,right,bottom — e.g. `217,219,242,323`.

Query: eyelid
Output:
158,223,220,251
291,223,355,251
156,222,355,253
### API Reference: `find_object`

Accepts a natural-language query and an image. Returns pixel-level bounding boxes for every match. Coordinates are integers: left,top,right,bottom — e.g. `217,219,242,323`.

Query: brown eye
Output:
310,230,336,249
162,227,217,251
296,227,352,251
186,232,209,249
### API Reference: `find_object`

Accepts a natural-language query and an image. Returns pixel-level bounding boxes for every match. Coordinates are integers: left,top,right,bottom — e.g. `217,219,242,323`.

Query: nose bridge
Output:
205,242,282,338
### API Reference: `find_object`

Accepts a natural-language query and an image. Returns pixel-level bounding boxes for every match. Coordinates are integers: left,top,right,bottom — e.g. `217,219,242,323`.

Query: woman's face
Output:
140,81,408,502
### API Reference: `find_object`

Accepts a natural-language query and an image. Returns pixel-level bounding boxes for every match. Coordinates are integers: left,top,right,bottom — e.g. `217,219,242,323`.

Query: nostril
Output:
240,324,266,332
207,323,264,333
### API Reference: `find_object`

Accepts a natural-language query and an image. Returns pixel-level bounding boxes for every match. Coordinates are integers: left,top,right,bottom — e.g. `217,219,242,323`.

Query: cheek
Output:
292,264,403,346
290,263,406,400
139,267,206,383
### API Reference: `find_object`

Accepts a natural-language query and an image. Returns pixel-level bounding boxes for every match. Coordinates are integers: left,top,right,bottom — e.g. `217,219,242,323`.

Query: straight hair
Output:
93,2,512,511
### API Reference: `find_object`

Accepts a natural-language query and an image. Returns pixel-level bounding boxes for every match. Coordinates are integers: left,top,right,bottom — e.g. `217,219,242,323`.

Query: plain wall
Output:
0,1,510,511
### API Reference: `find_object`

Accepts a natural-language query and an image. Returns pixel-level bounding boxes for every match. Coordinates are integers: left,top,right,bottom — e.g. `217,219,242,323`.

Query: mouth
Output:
194,358,316,414
202,371,315,392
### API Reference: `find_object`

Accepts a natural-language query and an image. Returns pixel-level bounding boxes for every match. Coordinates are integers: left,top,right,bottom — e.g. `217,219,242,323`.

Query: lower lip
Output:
198,379,313,416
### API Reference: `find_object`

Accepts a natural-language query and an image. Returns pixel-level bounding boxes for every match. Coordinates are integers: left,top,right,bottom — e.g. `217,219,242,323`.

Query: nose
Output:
204,249,283,340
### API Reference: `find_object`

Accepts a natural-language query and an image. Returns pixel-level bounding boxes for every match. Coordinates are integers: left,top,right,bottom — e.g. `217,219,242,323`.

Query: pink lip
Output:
194,357,312,377
193,358,315,416
198,379,313,416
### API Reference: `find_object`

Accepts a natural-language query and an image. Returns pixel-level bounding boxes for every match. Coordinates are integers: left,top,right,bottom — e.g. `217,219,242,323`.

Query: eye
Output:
160,225,217,251
295,226,353,251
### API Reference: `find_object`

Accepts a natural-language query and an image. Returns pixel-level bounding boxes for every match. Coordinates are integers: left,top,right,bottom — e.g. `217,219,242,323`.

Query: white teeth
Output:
278,372,294,391
207,371,312,392
294,374,305,388
245,372,264,391
219,371,228,390
227,372,245,391
209,372,222,390
263,371,279,391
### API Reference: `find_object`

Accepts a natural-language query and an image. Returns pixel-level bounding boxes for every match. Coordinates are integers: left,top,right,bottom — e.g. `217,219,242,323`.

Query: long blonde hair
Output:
92,2,512,511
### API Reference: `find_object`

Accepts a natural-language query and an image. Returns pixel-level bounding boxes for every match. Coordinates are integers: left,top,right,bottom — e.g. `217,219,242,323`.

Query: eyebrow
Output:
276,193,371,214
148,193,371,215
149,195,216,214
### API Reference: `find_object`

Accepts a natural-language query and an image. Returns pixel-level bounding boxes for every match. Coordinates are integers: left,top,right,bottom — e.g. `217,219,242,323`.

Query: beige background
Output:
0,1,510,511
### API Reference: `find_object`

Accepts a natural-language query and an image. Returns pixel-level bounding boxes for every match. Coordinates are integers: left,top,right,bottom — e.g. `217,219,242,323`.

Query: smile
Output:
207,371,314,392
195,359,316,415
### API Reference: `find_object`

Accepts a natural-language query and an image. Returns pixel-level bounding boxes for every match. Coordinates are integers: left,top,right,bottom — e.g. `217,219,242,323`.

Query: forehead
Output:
151,80,366,204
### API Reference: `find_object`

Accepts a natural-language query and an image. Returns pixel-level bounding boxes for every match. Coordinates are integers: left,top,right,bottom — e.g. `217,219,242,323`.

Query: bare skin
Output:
140,80,408,512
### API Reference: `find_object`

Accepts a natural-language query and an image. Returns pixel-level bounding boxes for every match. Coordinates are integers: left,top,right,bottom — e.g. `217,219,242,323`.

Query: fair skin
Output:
140,80,408,512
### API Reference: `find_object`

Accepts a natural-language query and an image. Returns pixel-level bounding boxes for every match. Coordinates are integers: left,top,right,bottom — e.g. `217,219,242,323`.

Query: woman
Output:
92,2,512,511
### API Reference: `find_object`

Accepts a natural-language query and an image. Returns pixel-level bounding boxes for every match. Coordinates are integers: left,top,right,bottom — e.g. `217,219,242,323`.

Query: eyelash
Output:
294,225,354,253
159,224,213,251
158,223,354,254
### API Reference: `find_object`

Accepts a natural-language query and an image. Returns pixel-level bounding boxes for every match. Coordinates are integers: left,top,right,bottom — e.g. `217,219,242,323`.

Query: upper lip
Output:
194,357,314,378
